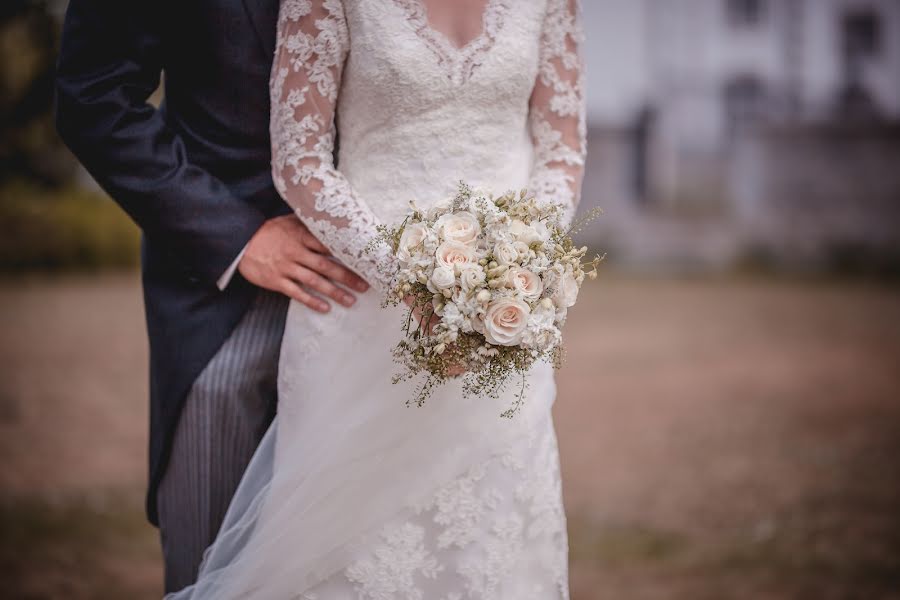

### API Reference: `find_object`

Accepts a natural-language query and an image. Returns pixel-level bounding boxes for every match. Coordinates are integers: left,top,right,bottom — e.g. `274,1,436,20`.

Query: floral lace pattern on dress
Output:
271,0,585,286
391,0,510,86
336,419,568,600
271,0,395,289
269,3,585,594
527,0,587,227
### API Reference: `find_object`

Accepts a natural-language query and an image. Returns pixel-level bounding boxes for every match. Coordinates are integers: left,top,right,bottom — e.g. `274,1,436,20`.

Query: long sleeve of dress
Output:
527,0,587,228
270,0,394,289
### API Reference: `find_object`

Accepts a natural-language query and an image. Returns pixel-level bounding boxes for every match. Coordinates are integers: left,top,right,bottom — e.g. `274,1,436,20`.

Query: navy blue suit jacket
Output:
55,0,285,525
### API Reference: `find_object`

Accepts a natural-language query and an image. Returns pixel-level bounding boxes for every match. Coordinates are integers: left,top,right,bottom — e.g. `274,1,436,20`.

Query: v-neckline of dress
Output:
393,0,509,86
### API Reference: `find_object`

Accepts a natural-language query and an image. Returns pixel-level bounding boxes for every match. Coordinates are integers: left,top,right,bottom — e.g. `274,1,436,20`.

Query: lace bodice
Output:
270,0,586,289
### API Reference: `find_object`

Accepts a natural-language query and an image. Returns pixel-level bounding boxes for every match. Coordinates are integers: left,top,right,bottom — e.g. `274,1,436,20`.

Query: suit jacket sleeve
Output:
55,0,266,285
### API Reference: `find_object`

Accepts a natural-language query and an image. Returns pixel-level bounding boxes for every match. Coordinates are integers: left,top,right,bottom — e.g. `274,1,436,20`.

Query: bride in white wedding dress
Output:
169,0,585,597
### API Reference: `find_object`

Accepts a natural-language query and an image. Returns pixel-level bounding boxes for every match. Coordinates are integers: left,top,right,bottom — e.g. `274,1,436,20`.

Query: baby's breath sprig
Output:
564,205,604,238
368,181,603,415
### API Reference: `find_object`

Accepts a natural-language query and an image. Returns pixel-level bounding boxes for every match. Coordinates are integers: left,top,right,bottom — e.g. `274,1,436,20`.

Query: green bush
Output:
0,180,141,273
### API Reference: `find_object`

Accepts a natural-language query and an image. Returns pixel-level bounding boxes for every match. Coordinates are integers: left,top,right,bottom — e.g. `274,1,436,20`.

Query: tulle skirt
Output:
167,290,566,599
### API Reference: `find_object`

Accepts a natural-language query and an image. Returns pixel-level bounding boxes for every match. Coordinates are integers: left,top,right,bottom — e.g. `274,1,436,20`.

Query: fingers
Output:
279,279,330,313
295,249,369,293
289,264,357,308
411,303,439,334
282,218,369,292
448,365,466,377
300,231,331,255
282,215,332,255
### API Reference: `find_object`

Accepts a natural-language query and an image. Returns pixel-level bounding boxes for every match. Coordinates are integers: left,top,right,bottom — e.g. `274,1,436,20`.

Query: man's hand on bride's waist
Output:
239,215,370,313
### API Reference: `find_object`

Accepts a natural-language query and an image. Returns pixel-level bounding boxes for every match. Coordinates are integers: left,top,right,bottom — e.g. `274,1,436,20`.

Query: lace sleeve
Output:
527,0,587,228
270,0,394,289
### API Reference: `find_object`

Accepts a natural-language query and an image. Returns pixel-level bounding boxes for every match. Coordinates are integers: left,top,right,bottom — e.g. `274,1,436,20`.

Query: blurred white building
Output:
580,0,900,272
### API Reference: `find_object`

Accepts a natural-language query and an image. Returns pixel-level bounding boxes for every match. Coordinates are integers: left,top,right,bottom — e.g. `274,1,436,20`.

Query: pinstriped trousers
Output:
157,290,289,593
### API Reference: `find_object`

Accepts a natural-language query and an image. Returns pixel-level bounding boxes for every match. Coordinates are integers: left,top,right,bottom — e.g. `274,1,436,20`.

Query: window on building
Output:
723,75,766,134
726,0,765,28
838,10,883,120
843,11,882,60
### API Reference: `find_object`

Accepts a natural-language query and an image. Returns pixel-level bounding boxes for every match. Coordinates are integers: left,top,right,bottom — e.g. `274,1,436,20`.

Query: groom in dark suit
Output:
55,0,366,591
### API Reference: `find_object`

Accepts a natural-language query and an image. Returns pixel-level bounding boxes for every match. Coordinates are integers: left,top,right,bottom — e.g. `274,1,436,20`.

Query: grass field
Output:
1,274,899,599
0,182,140,274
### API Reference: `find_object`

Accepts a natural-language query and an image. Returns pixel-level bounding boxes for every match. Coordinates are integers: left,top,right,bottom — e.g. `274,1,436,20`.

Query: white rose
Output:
552,270,579,308
512,240,531,257
493,242,518,265
506,267,543,300
430,266,456,290
435,211,481,247
482,298,531,346
508,219,542,245
532,220,551,243
435,241,476,272
459,265,486,292
397,222,427,264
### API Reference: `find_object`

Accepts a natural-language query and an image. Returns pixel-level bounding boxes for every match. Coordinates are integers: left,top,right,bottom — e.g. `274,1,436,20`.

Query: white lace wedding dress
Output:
169,0,585,598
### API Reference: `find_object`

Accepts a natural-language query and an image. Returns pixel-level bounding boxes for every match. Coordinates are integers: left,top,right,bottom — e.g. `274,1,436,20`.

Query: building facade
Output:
580,0,900,272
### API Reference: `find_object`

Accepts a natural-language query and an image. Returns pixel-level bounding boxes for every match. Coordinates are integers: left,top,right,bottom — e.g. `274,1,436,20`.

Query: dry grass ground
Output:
1,273,898,599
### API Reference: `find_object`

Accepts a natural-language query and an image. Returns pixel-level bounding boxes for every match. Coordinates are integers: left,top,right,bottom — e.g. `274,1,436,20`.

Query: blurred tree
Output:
1,0,77,185
0,1,142,273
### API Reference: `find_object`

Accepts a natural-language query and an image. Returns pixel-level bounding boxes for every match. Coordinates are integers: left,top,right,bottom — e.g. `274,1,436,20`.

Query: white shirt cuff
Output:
216,245,248,290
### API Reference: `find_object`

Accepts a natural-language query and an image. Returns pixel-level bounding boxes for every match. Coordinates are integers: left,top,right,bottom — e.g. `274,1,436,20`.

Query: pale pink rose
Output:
508,219,542,245
506,267,543,300
435,241,476,271
459,265,486,292
493,242,518,265
482,298,531,346
512,240,531,257
435,211,481,247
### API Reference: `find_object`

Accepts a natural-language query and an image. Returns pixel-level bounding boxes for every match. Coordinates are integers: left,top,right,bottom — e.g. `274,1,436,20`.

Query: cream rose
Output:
493,242,518,266
513,240,531,255
430,266,456,290
435,211,481,247
397,222,427,264
508,219,542,245
506,267,543,300
482,298,531,346
435,241,476,272
532,220,551,243
459,265,486,292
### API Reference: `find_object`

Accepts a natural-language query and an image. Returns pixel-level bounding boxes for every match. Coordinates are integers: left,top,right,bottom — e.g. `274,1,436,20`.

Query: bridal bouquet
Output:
374,183,601,416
